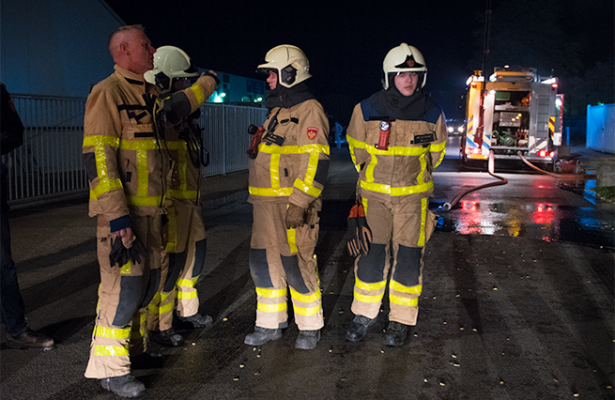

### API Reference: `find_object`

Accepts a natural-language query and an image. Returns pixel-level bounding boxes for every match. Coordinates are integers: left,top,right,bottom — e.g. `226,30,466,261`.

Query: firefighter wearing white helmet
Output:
144,45,219,348
256,44,312,88
345,43,447,347
245,44,330,350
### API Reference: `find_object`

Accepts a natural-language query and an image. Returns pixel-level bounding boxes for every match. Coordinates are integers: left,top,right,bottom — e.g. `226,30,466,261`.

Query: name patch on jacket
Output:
412,133,435,144
307,127,318,140
262,132,285,146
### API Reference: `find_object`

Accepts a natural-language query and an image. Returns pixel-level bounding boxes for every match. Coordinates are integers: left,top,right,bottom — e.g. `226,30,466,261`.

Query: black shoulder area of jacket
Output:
359,98,389,121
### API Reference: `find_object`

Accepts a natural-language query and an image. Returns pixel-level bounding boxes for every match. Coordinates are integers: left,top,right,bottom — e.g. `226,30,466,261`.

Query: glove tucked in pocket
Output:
347,200,372,257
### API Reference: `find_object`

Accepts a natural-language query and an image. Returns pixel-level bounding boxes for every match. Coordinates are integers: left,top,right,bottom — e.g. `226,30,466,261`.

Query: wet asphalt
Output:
1,146,613,400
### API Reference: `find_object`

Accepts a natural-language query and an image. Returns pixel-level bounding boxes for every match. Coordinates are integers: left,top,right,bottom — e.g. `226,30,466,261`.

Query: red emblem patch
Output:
307,127,318,140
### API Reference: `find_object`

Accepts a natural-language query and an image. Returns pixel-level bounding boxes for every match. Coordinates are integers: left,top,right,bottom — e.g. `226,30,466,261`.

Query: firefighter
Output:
345,43,446,347
144,46,218,347
83,26,215,398
245,45,330,350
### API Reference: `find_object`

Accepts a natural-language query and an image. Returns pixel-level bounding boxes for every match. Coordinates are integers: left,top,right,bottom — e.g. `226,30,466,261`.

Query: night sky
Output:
104,0,613,123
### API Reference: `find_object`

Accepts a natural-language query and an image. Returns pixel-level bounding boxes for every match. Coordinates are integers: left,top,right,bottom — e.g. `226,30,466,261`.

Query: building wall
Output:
1,0,124,97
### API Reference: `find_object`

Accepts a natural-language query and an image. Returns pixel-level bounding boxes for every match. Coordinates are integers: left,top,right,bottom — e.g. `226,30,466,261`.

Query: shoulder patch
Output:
307,127,318,140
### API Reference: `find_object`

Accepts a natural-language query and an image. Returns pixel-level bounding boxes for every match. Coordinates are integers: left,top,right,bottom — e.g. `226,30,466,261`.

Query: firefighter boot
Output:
100,374,145,398
345,315,376,342
383,321,409,347
244,326,282,346
178,313,213,329
295,329,321,350
149,328,184,347
6,328,55,350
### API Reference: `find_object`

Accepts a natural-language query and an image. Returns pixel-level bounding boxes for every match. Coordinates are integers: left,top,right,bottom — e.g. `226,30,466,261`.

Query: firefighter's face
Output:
125,29,156,75
267,71,278,90
394,72,418,96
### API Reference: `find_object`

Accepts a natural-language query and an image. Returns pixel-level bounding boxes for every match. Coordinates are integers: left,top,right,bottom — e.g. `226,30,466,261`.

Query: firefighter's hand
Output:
285,203,306,229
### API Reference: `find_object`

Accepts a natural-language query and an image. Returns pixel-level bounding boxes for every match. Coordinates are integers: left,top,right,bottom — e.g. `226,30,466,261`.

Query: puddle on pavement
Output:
432,200,614,249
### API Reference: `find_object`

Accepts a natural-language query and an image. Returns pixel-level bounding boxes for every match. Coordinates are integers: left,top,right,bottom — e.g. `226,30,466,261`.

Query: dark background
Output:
105,0,614,125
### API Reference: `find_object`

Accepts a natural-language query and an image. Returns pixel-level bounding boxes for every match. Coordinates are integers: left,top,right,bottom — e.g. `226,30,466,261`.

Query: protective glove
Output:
109,234,146,267
347,200,372,257
285,203,306,229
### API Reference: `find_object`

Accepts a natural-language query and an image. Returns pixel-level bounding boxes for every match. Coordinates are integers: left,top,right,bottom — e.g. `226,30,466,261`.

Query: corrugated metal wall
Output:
586,104,615,154
3,94,266,205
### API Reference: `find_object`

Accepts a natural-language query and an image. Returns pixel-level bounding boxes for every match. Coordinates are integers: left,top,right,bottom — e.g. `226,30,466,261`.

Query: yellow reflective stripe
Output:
167,141,189,193
293,302,322,316
418,197,428,246
365,153,377,182
290,288,321,304
177,278,197,289
120,262,131,275
293,178,322,197
257,144,329,155
166,189,198,200
287,226,298,253
347,135,364,149
256,287,287,299
119,139,160,151
84,136,123,199
93,344,129,356
417,153,426,185
270,153,281,190
355,277,386,291
257,302,287,313
390,294,419,307
127,195,162,206
159,301,174,315
360,180,433,196
390,280,423,294
177,291,198,299
94,326,131,339
304,152,320,186
430,141,446,152
83,135,121,148
248,186,293,197
354,289,385,303
189,84,205,104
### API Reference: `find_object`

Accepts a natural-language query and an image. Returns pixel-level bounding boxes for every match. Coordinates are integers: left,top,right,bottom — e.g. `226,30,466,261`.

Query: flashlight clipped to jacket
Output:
376,121,390,150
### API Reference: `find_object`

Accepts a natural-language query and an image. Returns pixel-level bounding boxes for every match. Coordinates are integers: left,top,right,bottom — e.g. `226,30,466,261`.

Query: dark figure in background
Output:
1,82,55,350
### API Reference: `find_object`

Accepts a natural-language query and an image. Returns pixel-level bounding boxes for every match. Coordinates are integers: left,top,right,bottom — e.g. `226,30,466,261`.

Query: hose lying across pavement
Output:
516,151,595,181
443,151,508,211
443,150,594,211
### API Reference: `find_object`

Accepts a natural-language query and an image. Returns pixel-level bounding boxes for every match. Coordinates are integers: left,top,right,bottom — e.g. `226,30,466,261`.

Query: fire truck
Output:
461,66,564,170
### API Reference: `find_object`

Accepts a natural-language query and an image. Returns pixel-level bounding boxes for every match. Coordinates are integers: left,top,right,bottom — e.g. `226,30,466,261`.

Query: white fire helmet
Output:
382,43,427,91
257,45,312,88
144,45,198,92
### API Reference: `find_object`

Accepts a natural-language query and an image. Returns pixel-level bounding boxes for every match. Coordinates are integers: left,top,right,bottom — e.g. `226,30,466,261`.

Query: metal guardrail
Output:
4,94,266,206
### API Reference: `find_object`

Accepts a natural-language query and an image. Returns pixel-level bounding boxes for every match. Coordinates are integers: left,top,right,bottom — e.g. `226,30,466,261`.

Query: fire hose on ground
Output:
443,151,508,211
442,150,593,211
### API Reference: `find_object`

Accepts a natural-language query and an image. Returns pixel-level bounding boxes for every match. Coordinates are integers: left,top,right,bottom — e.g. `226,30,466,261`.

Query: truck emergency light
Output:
538,150,555,158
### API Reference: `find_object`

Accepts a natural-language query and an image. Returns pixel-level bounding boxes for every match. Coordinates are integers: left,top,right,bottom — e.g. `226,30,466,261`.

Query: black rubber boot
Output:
178,313,213,329
295,330,321,350
383,321,409,347
100,374,145,398
345,315,376,342
244,326,282,346
149,328,184,347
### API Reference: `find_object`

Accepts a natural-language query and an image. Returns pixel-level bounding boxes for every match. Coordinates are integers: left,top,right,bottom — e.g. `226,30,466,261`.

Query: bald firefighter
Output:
144,46,218,347
245,45,330,350
83,26,216,398
345,43,446,347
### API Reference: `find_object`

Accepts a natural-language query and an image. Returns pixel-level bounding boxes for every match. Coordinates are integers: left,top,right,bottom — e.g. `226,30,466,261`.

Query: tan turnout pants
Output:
351,197,436,326
85,213,163,379
147,202,206,332
249,202,324,331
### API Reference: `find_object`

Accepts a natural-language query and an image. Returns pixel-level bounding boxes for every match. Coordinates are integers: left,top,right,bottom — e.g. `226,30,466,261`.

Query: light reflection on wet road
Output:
433,141,615,249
